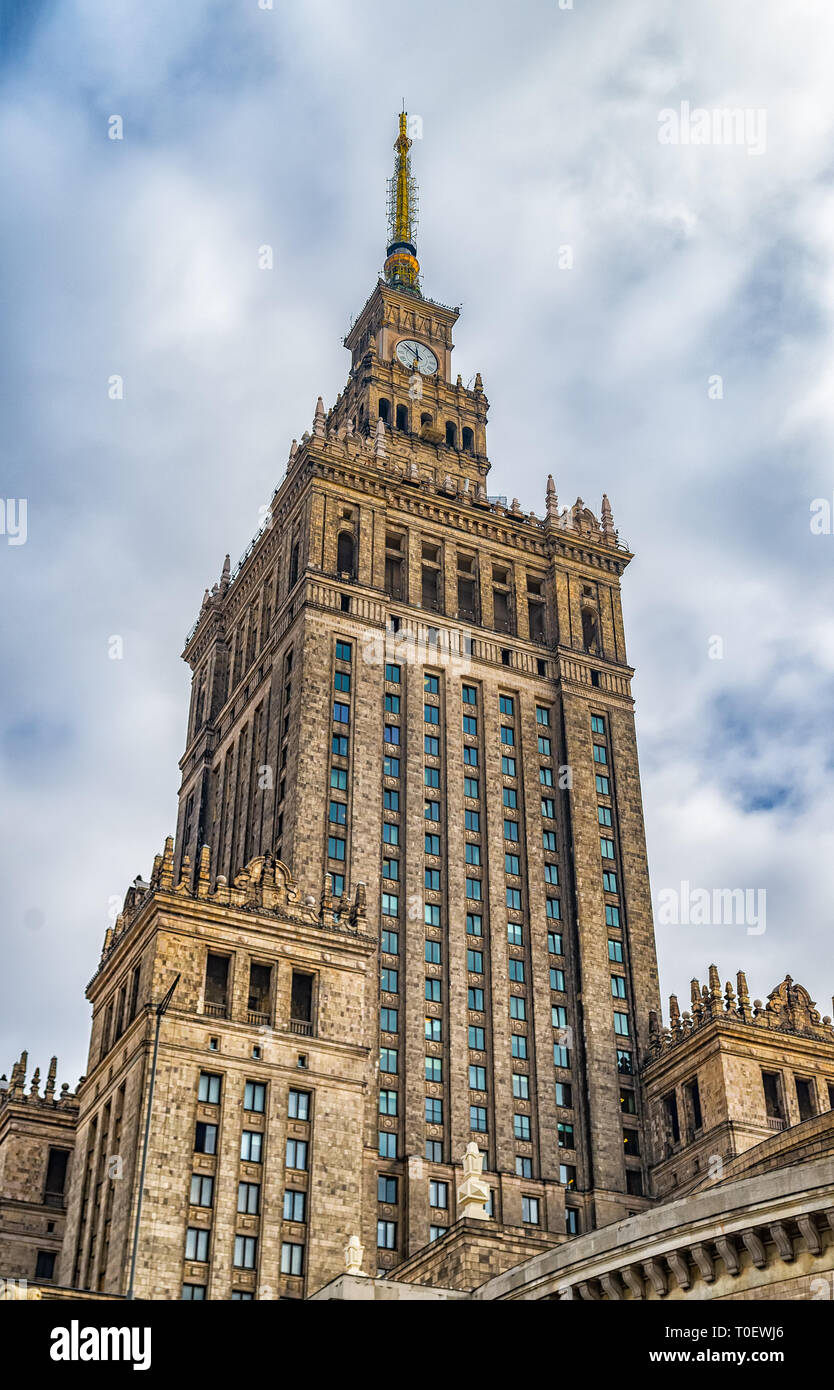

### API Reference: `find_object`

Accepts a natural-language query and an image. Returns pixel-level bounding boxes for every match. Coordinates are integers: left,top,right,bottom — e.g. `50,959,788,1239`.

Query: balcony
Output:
766,1115,787,1131
247,1010,270,1027
203,1002,227,1019
290,1019,313,1037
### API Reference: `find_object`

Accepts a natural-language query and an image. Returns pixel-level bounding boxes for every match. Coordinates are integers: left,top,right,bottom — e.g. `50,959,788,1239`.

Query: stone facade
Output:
0,1055,79,1287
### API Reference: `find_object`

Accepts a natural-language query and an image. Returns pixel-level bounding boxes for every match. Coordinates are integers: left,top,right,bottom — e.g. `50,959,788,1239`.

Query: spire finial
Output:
384,112,420,294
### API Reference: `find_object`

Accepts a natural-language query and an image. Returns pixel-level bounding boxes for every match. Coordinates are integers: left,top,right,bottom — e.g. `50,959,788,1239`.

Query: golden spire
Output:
384,111,420,294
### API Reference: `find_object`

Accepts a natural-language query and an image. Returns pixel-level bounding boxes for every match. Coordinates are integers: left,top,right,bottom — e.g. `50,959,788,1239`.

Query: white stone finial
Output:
374,416,386,458
313,397,326,438
344,1234,366,1275
457,1141,490,1220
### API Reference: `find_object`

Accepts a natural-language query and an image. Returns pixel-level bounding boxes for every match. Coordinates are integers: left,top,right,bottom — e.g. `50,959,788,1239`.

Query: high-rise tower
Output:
63,115,662,1299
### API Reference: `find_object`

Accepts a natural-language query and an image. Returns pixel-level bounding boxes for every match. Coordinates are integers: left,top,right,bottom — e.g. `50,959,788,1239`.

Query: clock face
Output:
396,339,438,375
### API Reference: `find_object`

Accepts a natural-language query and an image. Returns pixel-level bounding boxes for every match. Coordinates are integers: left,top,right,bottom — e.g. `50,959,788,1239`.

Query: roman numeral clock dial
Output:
395,339,438,375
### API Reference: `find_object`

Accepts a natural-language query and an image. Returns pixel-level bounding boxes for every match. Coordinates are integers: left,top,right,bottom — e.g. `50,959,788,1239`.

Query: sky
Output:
1,0,833,1086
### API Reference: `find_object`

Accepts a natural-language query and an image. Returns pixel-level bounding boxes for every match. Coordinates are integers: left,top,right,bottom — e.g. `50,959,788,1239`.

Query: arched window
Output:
462,426,474,453
396,404,409,432
337,531,355,577
445,421,457,448
378,397,391,425
421,411,433,427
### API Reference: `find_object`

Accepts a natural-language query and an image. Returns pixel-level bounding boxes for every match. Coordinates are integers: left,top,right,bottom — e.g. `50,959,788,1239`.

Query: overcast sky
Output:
2,0,833,1086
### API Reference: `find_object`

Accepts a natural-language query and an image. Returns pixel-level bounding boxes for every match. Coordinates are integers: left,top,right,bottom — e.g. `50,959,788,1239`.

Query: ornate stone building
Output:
1,116,831,1305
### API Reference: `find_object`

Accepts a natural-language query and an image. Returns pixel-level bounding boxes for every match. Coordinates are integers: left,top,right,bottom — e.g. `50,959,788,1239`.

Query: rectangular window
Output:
424,703,439,724
541,798,555,818
544,863,559,886
332,735,348,756
280,1242,304,1276
467,949,484,973
463,715,478,736
506,887,522,909
381,893,399,917
504,819,519,842
550,968,565,991
237,1181,260,1215
385,663,401,683
502,756,517,777
198,1072,222,1105
465,809,481,831
385,692,400,713
469,1065,487,1090
424,674,439,693
382,928,399,955
424,868,440,890
429,1180,449,1210
685,1078,703,1131
542,830,557,852
425,1097,443,1124
611,975,627,999
465,843,481,865
378,1131,397,1159
560,1165,577,1188
499,695,515,716
425,940,441,964
614,1011,630,1036
513,1073,529,1099
509,958,525,983
181,1284,206,1301
600,837,615,859
424,799,440,821
552,1004,568,1028
425,1140,442,1162
593,743,607,764
334,671,351,692
380,1048,398,1074
190,1173,214,1207
380,1007,398,1032
555,1082,573,1108
383,822,400,845
336,640,352,662
291,971,314,1025
463,745,479,766
333,702,350,724
511,1035,528,1059
424,767,439,787
194,1122,218,1156
424,902,441,926
425,1018,442,1042
514,1114,531,1140
377,1221,397,1249
330,768,348,791
384,789,400,811
204,955,229,1013
288,1089,310,1120
467,877,483,900
244,1080,266,1113
185,1227,210,1263
548,931,563,955
462,685,477,705
536,706,550,726
510,995,526,1020
598,806,612,826
466,913,483,936
470,1106,488,1132
378,1176,398,1203
505,853,520,875
424,734,439,756
379,1089,398,1116
426,1057,442,1082
464,776,480,798
503,787,517,808
603,869,618,893
605,904,621,928
384,756,400,778
617,1049,633,1074
554,1045,569,1068
540,767,553,786
507,922,523,946
596,774,610,794
468,987,485,1010
425,978,442,1002
558,1122,575,1149
522,1196,539,1224
283,1188,306,1222
469,1026,485,1049
327,835,345,860
285,1138,309,1170
546,898,561,920
384,725,400,745
591,714,605,734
